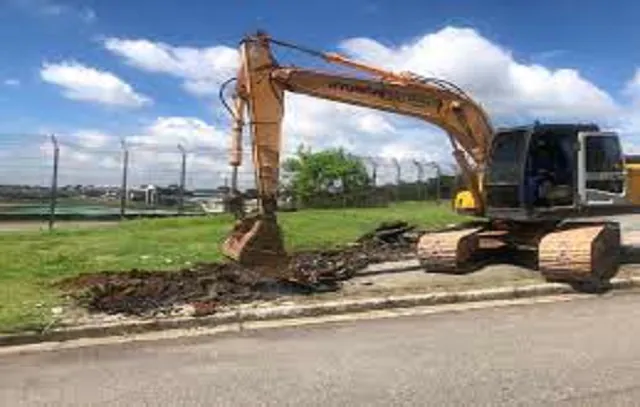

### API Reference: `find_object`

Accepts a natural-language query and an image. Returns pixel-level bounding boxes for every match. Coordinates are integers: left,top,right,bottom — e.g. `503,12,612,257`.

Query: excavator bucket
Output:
221,213,292,279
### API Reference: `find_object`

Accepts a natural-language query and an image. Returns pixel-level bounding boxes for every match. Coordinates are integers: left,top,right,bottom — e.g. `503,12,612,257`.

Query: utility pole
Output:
120,138,129,219
48,134,59,231
178,144,186,214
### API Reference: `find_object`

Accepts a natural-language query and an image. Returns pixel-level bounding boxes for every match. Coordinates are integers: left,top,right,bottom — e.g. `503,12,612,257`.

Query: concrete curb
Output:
1,276,639,348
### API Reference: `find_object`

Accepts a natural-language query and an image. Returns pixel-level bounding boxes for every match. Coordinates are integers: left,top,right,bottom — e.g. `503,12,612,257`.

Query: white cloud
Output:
127,116,226,148
72,130,111,149
606,70,640,146
40,61,152,108
102,27,632,163
80,7,96,23
282,26,632,158
3,79,20,87
103,38,238,97
624,69,640,103
20,117,235,188
281,93,412,158
11,0,97,22
530,49,567,63
338,27,619,121
39,2,65,15
21,25,640,187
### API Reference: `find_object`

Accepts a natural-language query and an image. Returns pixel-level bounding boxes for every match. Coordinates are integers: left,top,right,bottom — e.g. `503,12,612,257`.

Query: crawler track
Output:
538,221,621,285
416,226,484,273
415,220,623,288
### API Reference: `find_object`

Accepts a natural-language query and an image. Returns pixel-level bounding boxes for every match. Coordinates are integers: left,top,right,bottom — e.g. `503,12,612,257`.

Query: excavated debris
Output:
56,221,422,317
290,220,419,283
56,263,274,317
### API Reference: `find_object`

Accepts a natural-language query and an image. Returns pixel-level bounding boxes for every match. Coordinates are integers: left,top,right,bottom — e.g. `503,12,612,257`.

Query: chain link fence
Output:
0,133,461,229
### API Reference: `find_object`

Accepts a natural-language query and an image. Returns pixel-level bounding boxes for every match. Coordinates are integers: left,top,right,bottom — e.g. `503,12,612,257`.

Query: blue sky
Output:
2,0,640,186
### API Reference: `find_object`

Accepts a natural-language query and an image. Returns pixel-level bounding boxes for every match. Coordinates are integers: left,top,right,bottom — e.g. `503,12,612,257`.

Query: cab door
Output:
577,131,626,205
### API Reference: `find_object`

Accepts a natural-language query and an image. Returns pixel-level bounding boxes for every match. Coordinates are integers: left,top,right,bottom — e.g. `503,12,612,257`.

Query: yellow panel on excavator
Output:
625,164,640,205
452,190,478,215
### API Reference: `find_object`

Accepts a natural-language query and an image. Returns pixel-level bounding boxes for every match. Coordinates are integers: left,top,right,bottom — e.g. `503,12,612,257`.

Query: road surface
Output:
4,293,640,406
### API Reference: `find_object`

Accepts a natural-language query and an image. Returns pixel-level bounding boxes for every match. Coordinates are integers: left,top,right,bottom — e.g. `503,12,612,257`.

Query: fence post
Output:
435,163,441,204
392,158,401,202
365,156,378,206
120,139,129,219
425,161,442,205
451,163,461,206
48,134,59,231
345,152,362,208
366,156,378,186
229,166,239,215
412,159,424,201
178,144,186,215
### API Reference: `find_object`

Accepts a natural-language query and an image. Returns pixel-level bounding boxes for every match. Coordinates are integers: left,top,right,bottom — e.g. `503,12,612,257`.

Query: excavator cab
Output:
483,123,627,221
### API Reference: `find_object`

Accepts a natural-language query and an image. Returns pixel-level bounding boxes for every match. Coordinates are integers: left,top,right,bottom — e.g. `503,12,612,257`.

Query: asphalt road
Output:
4,293,640,406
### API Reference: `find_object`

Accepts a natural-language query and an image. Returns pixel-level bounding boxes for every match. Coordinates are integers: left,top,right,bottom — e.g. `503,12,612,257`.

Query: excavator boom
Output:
221,31,494,281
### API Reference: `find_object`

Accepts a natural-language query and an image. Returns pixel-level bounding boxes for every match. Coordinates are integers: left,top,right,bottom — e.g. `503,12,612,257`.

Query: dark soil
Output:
56,263,277,317
55,221,422,318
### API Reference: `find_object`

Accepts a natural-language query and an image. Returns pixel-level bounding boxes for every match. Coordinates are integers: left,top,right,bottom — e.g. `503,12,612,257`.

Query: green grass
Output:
0,201,467,334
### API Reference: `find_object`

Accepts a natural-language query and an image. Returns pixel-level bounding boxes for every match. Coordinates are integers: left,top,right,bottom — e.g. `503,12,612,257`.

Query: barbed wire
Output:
0,132,455,160
0,151,460,183
0,132,462,226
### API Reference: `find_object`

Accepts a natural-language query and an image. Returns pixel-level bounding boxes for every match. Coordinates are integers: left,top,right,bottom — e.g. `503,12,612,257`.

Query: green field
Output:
0,202,467,334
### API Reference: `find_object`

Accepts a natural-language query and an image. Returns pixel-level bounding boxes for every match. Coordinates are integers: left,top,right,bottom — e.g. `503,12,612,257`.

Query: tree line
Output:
279,146,458,209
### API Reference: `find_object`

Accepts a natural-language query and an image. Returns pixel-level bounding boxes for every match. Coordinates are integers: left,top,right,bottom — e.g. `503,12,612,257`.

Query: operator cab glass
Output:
524,129,576,208
584,134,624,193
484,129,528,209
487,130,526,184
483,123,628,220
578,131,626,204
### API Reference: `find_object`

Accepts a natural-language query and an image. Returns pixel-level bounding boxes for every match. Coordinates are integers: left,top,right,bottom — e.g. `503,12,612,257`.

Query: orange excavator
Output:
221,31,631,289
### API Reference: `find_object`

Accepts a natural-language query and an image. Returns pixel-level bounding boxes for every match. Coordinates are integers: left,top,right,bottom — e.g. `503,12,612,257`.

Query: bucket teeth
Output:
221,214,289,275
538,222,621,284
416,227,483,273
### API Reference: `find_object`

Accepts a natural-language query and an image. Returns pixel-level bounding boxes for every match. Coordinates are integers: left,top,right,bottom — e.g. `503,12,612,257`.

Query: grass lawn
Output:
0,201,468,334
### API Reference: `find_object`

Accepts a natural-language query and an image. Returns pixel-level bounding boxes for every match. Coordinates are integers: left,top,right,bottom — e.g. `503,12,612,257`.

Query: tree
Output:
282,145,372,207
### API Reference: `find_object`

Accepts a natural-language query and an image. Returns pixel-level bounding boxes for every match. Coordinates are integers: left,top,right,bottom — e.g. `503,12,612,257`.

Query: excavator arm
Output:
270,68,491,206
221,31,494,279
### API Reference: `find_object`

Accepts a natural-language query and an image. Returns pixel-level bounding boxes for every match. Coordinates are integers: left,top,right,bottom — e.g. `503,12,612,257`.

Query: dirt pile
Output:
56,221,421,317
56,263,281,317
289,220,418,283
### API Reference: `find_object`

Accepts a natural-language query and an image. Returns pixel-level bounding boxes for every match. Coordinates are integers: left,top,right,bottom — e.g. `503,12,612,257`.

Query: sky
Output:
2,0,640,188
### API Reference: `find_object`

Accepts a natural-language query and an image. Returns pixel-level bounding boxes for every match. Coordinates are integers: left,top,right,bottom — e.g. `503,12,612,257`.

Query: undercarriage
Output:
416,219,622,291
